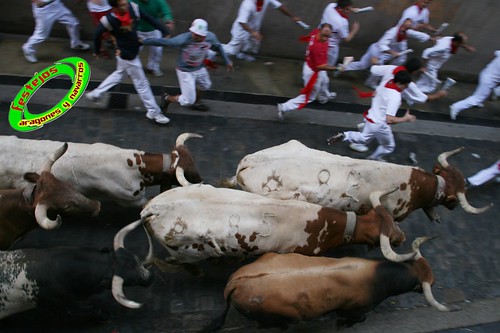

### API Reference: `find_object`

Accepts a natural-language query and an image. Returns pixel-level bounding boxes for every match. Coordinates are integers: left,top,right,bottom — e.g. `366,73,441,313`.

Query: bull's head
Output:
433,148,492,214
112,219,154,309
171,133,203,187
26,143,100,229
409,237,452,312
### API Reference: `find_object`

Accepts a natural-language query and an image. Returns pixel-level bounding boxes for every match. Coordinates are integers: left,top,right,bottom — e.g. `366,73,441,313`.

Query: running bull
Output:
0,143,100,250
219,140,491,222
204,237,450,331
0,219,154,320
0,133,203,207
131,183,414,264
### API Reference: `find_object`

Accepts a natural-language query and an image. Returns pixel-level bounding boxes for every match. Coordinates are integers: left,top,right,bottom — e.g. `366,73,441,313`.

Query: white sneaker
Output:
356,122,365,130
146,111,170,124
72,43,90,51
85,91,100,102
146,68,164,77
450,104,460,120
277,103,285,121
22,47,37,63
349,143,369,152
236,52,256,62
318,92,337,104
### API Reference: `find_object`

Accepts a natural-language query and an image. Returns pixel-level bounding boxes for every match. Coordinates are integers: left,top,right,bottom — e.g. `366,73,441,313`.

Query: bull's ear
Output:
24,172,40,183
432,166,441,175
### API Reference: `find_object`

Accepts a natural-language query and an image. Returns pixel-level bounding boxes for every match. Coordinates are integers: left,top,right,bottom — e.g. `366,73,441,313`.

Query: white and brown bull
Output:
127,184,415,264
219,140,491,223
0,219,154,321
0,143,101,250
0,133,202,207
204,237,450,331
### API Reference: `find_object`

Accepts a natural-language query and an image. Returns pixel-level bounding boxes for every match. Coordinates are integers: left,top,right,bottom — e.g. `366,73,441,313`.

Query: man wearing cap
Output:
143,18,233,111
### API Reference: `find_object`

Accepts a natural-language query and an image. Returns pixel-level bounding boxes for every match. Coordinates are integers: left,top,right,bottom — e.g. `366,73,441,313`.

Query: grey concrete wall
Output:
1,0,499,80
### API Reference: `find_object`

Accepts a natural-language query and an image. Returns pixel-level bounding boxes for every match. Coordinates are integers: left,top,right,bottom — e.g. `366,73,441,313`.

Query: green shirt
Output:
131,0,173,32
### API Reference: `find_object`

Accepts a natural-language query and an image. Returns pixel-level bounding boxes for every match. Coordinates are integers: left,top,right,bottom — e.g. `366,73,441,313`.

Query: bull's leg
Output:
336,309,367,328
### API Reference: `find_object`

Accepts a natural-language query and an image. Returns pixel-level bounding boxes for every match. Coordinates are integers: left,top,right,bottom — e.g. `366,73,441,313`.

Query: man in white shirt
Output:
222,0,301,62
416,32,475,93
397,0,437,33
320,0,360,67
450,50,500,120
327,70,416,162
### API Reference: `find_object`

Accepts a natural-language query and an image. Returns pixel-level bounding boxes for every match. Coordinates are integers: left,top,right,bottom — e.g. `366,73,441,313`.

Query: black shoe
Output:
160,93,170,111
191,103,209,112
327,133,345,145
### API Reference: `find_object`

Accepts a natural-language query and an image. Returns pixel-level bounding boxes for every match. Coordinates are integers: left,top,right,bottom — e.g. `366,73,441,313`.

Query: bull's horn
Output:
34,203,62,230
437,147,464,169
111,275,142,309
176,133,203,146
369,187,398,207
422,282,450,311
380,234,416,262
176,166,193,187
457,192,492,214
39,143,68,172
142,223,154,265
114,219,143,251
411,236,434,259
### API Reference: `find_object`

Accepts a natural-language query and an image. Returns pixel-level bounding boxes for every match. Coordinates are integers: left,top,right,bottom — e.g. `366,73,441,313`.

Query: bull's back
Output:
141,185,329,261
0,136,146,204
226,253,377,321
236,140,416,216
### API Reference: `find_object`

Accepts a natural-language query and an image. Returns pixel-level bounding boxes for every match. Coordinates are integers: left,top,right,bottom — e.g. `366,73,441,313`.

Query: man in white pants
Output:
143,19,233,112
22,0,90,63
466,160,500,187
85,0,171,124
320,0,360,67
277,24,336,120
221,0,301,62
450,50,500,120
327,70,416,162
343,18,431,88
132,0,174,77
415,32,475,93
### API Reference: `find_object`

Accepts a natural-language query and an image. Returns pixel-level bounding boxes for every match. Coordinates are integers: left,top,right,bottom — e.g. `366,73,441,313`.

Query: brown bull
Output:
204,237,450,331
0,143,101,249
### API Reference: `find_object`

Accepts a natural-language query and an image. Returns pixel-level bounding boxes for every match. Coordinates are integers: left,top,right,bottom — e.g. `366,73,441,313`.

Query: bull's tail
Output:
199,289,234,333
216,175,237,188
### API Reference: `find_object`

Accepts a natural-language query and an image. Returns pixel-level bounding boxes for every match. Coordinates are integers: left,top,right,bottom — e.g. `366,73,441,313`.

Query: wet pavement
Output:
0,33,499,332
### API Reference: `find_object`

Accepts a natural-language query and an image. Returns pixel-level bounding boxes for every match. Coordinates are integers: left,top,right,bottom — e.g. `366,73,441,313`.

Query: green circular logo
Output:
9,57,91,132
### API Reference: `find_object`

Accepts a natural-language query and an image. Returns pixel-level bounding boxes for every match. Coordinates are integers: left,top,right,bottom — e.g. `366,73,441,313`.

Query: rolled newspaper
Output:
434,22,449,35
343,56,354,67
354,6,374,13
296,20,310,29
441,77,456,91
423,71,442,84
398,49,414,57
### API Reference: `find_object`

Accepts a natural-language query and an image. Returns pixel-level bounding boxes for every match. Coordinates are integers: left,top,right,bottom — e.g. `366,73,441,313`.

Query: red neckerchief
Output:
392,66,407,75
114,9,132,27
414,3,424,14
299,29,318,43
397,26,407,42
450,40,458,54
385,80,403,92
336,8,349,19
256,0,264,12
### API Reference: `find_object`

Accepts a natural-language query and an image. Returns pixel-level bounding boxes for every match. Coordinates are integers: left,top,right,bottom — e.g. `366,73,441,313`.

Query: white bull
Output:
0,134,202,207
133,184,414,264
219,140,491,222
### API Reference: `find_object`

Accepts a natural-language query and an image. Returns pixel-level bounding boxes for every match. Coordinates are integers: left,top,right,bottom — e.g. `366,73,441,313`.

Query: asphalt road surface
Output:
0,98,499,333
